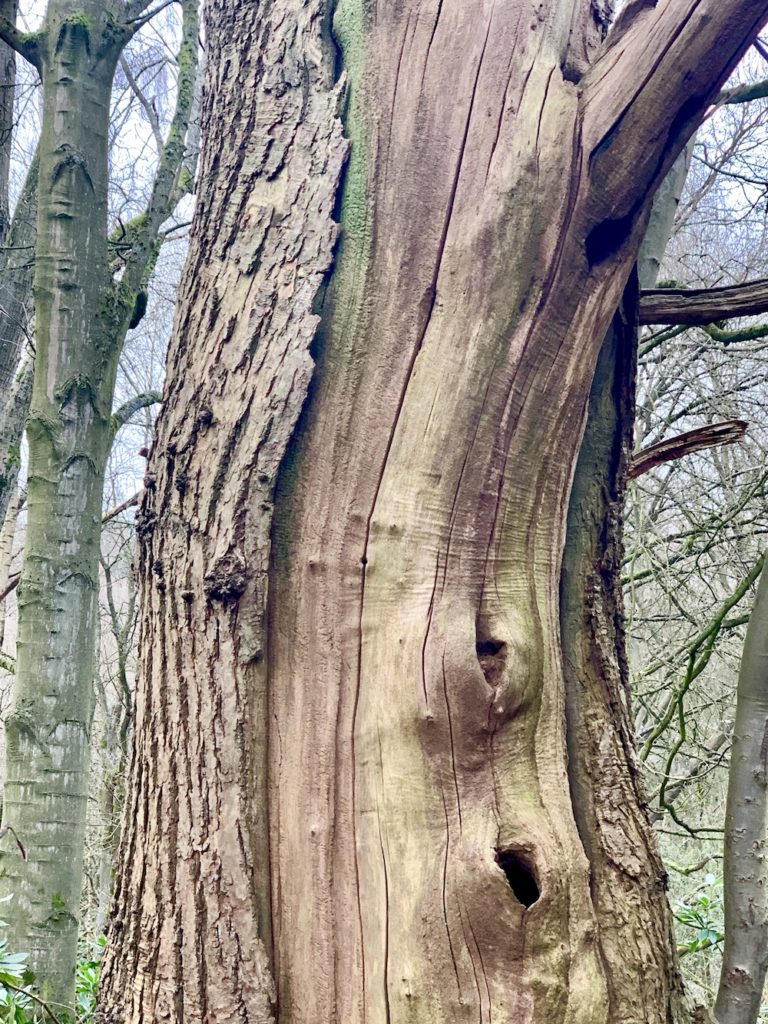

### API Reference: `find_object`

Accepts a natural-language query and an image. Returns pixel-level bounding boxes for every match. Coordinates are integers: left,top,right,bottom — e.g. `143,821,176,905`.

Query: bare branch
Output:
124,0,179,35
119,54,165,152
0,17,41,72
629,421,749,479
0,570,18,602
117,0,199,307
640,277,768,325
102,491,141,524
111,390,163,434
582,0,768,249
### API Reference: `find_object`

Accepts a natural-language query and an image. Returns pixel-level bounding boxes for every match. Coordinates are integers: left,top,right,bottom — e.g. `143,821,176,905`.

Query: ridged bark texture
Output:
98,2,347,1021
102,1,768,1023
560,282,688,1022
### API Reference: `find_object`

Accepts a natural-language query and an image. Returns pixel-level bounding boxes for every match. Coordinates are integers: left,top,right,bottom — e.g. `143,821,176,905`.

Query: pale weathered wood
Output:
629,421,749,479
641,277,768,325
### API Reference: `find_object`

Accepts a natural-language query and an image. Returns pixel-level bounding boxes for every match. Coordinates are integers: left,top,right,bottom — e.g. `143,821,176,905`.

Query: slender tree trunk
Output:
0,356,31,529
0,113,36,531
714,560,768,1024
0,0,198,1006
0,478,22,650
101,1,768,1022
0,0,15,245
0,155,36,395
0,3,122,1009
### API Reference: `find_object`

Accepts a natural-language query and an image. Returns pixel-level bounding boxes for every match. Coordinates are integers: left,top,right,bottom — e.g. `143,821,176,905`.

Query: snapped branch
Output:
629,421,749,480
124,0,179,36
640,277,768,325
581,0,768,249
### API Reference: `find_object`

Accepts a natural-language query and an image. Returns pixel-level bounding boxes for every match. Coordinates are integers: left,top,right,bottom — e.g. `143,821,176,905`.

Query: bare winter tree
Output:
99,2,768,1024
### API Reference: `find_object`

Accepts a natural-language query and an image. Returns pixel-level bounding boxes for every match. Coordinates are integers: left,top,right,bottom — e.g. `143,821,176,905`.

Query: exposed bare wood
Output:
641,278,768,325
629,421,749,479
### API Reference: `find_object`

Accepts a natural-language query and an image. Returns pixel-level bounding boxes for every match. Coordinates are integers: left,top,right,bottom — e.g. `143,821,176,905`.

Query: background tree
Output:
612,48,768,1015
0,0,198,1011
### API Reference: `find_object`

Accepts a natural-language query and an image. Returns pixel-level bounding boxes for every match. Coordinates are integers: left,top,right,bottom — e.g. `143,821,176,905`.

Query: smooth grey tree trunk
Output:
0,0,198,1010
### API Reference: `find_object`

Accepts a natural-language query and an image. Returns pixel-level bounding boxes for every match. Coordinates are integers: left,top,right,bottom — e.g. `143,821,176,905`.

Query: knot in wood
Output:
204,551,248,603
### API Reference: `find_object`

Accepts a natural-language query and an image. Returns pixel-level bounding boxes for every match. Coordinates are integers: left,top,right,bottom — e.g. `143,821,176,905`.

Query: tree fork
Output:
102,1,768,1022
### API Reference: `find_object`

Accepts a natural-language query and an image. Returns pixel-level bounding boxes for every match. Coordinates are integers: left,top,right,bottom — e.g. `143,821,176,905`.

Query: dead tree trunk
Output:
101,1,768,1022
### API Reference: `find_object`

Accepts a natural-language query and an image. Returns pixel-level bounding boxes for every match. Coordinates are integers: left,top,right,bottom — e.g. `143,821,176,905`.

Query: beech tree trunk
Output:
0,0,198,1010
0,4,124,1010
101,1,768,1023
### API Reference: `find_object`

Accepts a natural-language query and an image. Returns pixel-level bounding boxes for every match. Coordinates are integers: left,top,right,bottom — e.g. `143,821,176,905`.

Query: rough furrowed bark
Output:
102,1,768,1022
0,2,124,1010
98,3,348,1022
560,281,688,1024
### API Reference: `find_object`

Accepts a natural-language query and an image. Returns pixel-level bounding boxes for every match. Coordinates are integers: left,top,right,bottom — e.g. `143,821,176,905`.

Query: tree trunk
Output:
0,3,122,1009
101,1,768,1022
0,0,16,245
0,0,198,1007
714,559,768,1024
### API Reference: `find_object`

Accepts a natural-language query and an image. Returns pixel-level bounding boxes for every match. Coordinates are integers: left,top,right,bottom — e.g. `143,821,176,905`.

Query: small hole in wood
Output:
476,639,505,657
495,848,540,908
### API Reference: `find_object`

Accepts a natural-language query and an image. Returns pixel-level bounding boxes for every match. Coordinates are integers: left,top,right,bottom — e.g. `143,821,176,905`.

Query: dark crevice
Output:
476,635,507,689
476,639,504,658
495,848,540,908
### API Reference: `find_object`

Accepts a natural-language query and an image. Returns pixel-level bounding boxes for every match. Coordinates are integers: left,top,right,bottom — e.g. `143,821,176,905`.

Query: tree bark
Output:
99,2,346,1021
714,560,768,1024
0,0,198,1008
0,2,124,1010
101,1,768,1022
